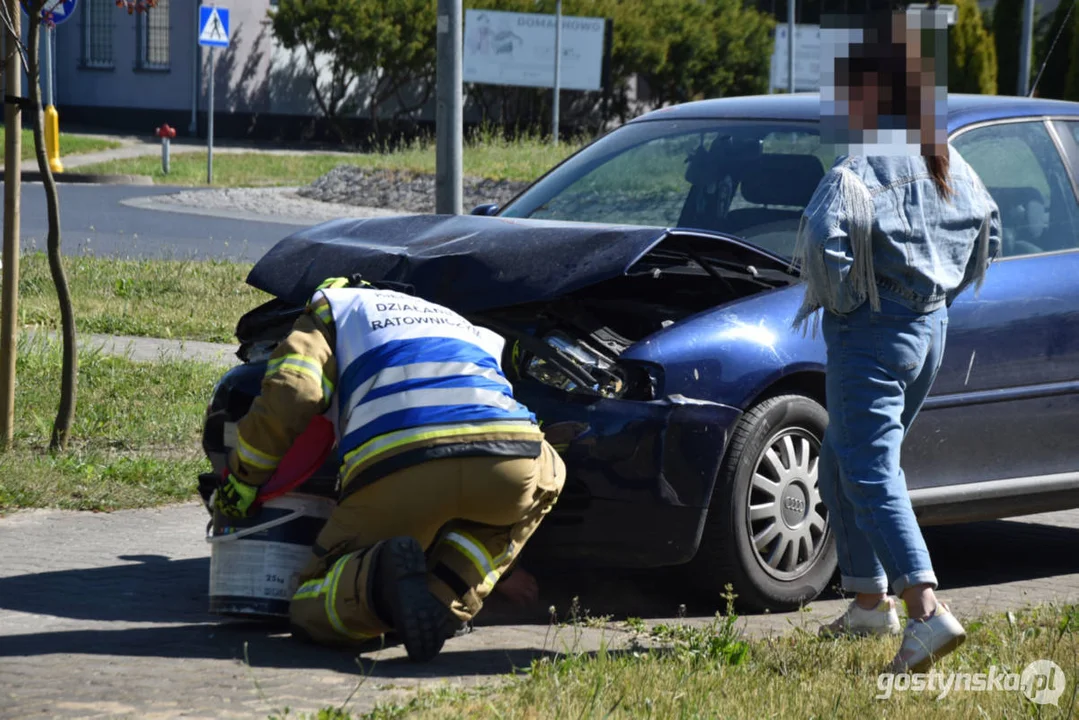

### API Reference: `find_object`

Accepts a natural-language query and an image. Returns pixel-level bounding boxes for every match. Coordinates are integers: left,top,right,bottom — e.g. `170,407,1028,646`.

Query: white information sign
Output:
463,9,606,92
770,24,822,92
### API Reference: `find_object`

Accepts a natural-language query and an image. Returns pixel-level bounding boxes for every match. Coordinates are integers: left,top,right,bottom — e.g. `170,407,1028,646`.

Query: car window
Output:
526,131,704,227
502,120,832,259
1063,120,1079,147
952,121,1079,257
1053,119,1079,177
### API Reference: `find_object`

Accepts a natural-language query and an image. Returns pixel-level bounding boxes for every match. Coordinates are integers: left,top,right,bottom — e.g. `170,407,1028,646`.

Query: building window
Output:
80,0,113,69
137,0,170,70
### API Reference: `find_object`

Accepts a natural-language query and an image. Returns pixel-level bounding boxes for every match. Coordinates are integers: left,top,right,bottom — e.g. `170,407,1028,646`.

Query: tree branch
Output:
0,0,31,75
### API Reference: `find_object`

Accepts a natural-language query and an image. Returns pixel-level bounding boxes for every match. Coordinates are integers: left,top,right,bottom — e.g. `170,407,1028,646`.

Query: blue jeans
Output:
818,298,948,597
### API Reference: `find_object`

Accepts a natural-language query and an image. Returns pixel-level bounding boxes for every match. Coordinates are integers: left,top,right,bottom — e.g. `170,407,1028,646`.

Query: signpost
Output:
436,0,463,215
198,5,229,185
36,0,77,24
770,24,821,92
552,0,561,145
463,9,607,92
24,0,75,172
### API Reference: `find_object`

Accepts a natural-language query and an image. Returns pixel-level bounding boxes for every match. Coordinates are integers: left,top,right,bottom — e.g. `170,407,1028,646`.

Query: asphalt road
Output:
4,183,300,262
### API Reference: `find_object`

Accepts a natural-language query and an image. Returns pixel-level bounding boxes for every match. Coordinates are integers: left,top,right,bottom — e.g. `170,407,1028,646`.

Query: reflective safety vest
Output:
317,286,541,495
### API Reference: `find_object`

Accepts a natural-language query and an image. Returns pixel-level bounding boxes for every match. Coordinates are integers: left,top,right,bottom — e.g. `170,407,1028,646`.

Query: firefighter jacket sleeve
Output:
227,297,337,487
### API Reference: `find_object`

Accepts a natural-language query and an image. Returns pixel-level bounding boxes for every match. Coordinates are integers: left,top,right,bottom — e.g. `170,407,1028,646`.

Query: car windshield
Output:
499,119,836,260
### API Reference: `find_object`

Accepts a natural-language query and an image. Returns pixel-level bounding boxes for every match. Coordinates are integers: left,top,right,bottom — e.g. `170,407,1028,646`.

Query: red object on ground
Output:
257,415,337,502
155,124,177,139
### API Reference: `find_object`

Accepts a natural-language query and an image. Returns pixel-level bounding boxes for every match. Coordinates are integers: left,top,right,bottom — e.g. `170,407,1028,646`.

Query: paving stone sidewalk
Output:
4,501,1079,719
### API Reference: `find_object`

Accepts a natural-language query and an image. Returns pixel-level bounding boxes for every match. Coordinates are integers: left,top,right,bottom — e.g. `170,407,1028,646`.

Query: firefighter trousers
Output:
289,440,566,646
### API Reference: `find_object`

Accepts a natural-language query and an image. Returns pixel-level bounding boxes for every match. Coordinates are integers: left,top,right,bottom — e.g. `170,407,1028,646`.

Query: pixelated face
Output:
820,8,950,158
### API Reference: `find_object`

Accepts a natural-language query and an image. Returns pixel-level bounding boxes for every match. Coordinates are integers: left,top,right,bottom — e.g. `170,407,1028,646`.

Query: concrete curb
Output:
25,329,238,366
119,194,322,227
0,170,154,185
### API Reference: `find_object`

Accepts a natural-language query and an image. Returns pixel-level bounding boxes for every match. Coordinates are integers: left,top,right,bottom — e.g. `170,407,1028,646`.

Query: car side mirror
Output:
470,203,500,216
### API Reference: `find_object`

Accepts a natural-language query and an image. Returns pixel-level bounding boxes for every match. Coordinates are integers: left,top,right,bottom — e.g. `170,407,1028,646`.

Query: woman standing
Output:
793,12,1002,673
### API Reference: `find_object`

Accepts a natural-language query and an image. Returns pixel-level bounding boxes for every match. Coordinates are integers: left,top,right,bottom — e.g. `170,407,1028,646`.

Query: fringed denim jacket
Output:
791,146,1003,336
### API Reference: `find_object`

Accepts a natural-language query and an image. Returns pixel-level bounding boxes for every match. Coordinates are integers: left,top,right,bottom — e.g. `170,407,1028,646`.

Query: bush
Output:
270,0,436,139
273,0,776,136
1065,4,1079,101
992,0,1025,95
948,0,997,94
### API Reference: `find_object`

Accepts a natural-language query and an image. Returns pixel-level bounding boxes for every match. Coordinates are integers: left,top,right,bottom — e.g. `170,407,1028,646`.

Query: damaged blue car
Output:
202,93,1079,611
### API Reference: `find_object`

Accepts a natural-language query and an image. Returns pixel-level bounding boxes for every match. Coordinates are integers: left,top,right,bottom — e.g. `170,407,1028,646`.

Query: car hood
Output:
245,214,794,313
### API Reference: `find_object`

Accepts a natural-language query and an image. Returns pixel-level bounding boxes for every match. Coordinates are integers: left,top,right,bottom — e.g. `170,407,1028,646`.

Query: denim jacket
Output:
791,145,1002,335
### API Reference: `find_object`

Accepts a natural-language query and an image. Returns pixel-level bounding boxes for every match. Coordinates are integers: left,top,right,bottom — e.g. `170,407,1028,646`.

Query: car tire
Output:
690,393,836,613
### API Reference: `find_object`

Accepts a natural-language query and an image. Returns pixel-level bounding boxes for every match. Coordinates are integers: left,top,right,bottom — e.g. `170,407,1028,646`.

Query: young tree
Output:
270,0,437,141
269,0,365,141
948,0,997,94
361,0,437,136
0,0,84,451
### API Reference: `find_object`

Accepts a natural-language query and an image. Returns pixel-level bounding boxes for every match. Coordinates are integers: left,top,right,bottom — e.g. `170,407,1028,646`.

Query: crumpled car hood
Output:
245,214,791,313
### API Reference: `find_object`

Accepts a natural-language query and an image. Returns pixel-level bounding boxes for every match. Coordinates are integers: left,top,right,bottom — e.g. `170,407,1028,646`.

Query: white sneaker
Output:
889,602,966,673
819,597,902,638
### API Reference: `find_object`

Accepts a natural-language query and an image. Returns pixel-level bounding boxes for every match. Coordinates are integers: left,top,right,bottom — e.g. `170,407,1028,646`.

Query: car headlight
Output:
521,331,637,399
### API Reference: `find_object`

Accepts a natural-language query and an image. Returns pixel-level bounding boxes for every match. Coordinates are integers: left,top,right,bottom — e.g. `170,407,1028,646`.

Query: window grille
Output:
137,0,171,70
80,0,113,69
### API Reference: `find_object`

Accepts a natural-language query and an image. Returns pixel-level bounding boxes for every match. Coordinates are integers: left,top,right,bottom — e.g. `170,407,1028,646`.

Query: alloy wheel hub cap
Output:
747,428,829,581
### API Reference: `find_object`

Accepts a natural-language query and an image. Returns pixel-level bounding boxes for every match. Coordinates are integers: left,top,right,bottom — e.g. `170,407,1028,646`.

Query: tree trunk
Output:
27,13,76,452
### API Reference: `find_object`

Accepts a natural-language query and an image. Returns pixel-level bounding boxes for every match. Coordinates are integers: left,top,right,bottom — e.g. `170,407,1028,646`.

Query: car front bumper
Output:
203,363,742,569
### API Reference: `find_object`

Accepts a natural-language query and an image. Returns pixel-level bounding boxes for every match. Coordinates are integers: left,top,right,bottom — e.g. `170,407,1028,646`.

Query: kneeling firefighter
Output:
214,276,566,662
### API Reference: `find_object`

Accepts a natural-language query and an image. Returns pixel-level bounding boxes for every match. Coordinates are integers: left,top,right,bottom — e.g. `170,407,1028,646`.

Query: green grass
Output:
0,335,220,510
74,132,587,187
19,252,269,343
0,125,122,161
286,599,1079,720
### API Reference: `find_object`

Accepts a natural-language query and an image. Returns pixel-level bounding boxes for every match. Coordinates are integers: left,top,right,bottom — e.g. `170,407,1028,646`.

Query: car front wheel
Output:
689,393,837,612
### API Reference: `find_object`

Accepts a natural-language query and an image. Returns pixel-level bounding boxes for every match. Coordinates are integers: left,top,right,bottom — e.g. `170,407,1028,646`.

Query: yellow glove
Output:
214,470,260,519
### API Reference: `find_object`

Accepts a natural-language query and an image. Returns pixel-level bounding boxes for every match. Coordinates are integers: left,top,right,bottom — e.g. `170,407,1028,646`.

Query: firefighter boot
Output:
374,535,456,662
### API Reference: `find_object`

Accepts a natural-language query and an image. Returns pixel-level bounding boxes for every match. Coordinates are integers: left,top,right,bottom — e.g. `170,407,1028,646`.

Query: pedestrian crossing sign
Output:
198,6,230,48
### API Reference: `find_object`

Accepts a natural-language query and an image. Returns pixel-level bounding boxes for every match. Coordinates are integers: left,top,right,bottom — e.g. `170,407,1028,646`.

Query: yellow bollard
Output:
44,105,63,173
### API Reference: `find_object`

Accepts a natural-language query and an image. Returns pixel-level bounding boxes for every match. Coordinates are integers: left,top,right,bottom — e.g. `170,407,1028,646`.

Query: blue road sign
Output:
23,0,78,25
198,6,230,48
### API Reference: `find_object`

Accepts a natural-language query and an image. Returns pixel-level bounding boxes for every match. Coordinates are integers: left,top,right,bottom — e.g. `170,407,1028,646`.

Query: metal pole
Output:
190,0,200,135
787,0,795,93
1018,0,1035,96
51,25,56,106
435,0,463,215
552,0,562,145
207,47,214,184
43,24,52,106
1,0,22,449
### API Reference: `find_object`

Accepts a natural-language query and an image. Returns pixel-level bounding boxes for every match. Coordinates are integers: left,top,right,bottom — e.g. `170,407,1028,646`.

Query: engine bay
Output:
232,233,793,403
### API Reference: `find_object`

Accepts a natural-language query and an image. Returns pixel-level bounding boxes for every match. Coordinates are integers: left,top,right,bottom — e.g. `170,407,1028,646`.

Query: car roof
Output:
628,93,1079,132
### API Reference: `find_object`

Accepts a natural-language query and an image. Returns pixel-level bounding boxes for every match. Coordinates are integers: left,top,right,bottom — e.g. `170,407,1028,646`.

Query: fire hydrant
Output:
155,123,177,175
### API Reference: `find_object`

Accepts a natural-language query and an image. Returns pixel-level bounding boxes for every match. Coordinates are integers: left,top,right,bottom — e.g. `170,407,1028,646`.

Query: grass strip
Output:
0,126,122,161
0,334,221,511
298,600,1079,719
73,132,587,186
19,252,268,344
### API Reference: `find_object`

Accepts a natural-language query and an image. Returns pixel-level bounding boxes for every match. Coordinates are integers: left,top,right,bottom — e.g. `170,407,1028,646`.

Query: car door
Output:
902,117,1079,489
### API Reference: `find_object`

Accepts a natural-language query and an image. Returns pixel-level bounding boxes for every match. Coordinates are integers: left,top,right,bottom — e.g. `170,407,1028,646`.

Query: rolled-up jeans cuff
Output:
841,574,889,594
892,571,938,597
